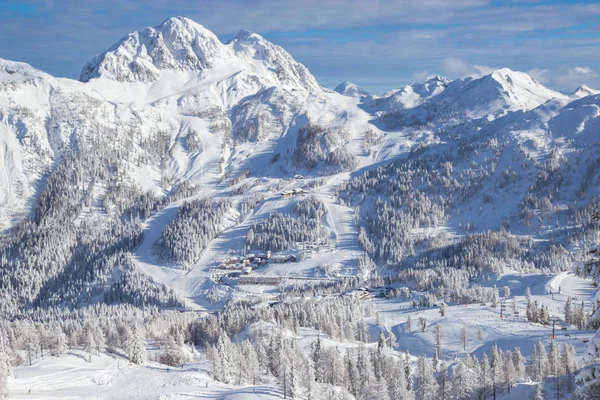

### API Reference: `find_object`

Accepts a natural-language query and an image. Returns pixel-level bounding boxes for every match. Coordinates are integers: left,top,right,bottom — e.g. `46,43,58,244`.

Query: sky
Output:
1,0,599,95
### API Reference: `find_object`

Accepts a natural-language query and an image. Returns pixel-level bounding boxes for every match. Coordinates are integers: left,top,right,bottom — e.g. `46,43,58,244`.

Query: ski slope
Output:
8,351,283,400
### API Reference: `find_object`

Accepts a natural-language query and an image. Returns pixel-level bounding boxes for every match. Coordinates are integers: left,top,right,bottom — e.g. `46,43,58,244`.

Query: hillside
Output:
3,14,600,400
1,15,600,314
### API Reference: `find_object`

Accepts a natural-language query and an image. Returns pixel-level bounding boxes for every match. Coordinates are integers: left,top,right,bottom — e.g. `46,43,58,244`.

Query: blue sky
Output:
1,0,599,94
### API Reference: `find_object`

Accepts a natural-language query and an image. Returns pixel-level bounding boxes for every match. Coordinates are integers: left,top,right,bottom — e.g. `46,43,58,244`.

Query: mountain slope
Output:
1,15,599,318
0,17,373,314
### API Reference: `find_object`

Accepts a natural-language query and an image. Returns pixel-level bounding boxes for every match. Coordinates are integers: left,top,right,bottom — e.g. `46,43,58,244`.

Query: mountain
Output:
5,16,600,400
81,17,320,93
573,84,600,98
364,75,450,112
334,81,370,98
0,16,371,315
377,68,564,128
1,15,599,319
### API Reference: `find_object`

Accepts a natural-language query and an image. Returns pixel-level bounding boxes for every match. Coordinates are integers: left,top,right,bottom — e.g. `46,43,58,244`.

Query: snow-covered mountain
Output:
81,16,320,93
5,16,600,399
573,84,600,98
2,15,600,322
377,68,564,128
363,75,450,112
334,81,370,98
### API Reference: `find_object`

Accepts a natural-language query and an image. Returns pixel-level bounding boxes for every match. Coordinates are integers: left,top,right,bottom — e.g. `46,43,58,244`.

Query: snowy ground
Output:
8,270,596,399
8,351,283,400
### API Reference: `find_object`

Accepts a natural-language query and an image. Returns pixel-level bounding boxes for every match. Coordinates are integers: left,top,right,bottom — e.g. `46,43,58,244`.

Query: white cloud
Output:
527,68,551,84
574,66,595,75
440,57,496,79
552,66,599,92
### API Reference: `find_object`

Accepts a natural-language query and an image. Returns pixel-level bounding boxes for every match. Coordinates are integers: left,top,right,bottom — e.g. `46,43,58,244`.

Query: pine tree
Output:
378,331,386,351
311,335,324,383
480,353,491,400
416,354,438,400
434,324,443,359
536,341,548,380
84,329,96,362
512,347,526,381
216,335,231,384
53,327,67,357
438,361,450,400
491,343,503,399
503,286,511,300
404,351,413,393
565,296,574,325
452,358,475,400
0,333,10,400
127,324,146,365
530,382,544,400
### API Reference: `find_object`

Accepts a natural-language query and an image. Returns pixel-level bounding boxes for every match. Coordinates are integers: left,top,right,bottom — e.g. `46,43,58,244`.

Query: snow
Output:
334,81,369,98
4,14,600,398
8,351,283,400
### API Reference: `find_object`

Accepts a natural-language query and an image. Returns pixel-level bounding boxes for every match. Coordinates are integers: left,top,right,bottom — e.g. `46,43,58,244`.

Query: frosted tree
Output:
434,324,443,358
94,325,106,356
452,356,476,400
52,326,68,356
479,353,491,400
492,286,499,308
84,329,96,362
158,336,187,367
0,334,10,400
217,335,232,384
512,347,526,381
437,361,450,400
565,296,574,325
406,316,412,333
127,324,146,365
311,336,324,383
532,341,548,381
404,351,413,393
530,383,544,400
242,341,261,385
490,343,503,399
416,354,438,400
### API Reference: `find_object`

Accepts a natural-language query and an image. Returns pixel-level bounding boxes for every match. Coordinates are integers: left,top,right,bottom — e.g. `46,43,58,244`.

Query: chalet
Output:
271,254,287,263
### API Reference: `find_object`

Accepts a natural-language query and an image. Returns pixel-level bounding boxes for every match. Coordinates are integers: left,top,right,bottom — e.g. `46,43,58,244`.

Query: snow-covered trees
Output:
0,332,10,400
127,323,147,364
246,212,328,251
156,198,231,265
416,354,438,400
293,123,358,173
294,195,326,220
